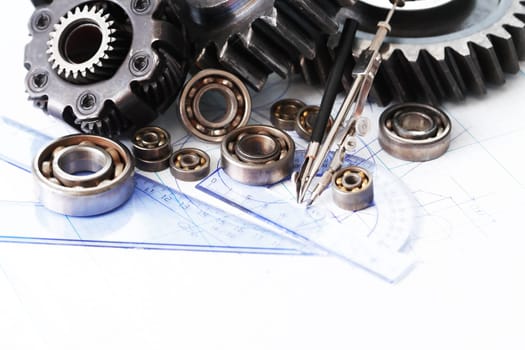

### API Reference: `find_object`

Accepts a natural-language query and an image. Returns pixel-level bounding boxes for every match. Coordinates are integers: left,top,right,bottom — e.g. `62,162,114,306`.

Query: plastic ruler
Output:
0,116,312,255
197,150,418,282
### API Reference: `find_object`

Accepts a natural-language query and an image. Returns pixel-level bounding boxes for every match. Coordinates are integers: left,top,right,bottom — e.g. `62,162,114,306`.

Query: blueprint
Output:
0,117,313,256
3,67,525,280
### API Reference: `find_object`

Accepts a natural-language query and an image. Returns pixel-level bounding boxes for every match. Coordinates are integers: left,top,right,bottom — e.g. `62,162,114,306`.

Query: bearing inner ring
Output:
340,172,363,191
193,83,238,129
234,134,282,164
180,153,201,168
180,69,251,142
52,144,114,187
392,111,438,140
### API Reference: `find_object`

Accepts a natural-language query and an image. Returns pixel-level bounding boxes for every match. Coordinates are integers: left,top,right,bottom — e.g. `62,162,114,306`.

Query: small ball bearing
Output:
179,69,251,143
132,126,173,172
170,148,211,182
32,134,135,216
295,105,333,141
221,125,295,185
332,166,374,211
270,99,305,131
378,103,452,162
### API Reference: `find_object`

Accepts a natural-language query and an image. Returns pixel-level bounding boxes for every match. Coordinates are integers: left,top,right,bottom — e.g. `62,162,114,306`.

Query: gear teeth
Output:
218,39,270,91
299,42,334,86
239,29,292,79
285,0,339,34
469,41,506,85
488,32,520,73
452,48,486,96
504,21,525,59
425,50,466,101
259,9,316,60
47,4,130,84
331,0,525,105
180,0,348,90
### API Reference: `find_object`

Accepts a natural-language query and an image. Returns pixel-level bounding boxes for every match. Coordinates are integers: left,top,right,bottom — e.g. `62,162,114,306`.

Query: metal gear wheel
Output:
174,0,355,91
339,0,525,105
25,0,188,137
46,4,128,83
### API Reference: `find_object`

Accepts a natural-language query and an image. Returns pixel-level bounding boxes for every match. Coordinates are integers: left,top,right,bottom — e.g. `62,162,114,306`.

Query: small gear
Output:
339,0,525,105
175,0,355,91
46,4,128,83
25,0,189,137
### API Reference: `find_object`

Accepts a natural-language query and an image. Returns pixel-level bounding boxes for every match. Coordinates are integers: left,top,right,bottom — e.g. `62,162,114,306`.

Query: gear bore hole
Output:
61,21,103,64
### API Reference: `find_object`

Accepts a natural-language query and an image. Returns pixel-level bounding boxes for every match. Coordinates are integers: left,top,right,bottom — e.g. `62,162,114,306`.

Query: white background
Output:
1,2,525,349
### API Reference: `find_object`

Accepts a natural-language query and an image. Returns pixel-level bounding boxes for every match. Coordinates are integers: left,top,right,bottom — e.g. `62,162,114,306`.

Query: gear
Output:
46,4,128,83
340,0,525,105
25,0,188,137
174,0,355,91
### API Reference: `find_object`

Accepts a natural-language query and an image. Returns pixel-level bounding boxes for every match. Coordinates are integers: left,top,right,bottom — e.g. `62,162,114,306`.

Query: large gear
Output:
340,0,525,105
174,0,355,91
25,0,188,137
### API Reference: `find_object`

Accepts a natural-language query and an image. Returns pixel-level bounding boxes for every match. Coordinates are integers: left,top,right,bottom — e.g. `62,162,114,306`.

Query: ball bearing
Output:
32,134,135,216
378,103,452,162
179,69,252,143
221,125,295,186
170,148,211,182
132,126,173,172
270,99,305,131
332,166,374,211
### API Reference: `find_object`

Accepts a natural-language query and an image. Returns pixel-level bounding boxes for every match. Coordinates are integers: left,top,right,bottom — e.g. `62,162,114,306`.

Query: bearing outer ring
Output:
221,125,295,185
378,103,452,162
179,69,251,143
170,148,211,182
332,166,374,211
32,134,135,216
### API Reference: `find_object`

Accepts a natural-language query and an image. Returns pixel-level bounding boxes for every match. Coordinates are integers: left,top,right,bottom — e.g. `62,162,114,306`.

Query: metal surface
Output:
339,0,525,105
332,166,374,211
170,148,211,181
378,102,452,161
179,69,251,143
221,125,295,185
32,134,135,216
270,99,305,131
25,0,188,137
295,105,333,141
173,0,355,90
